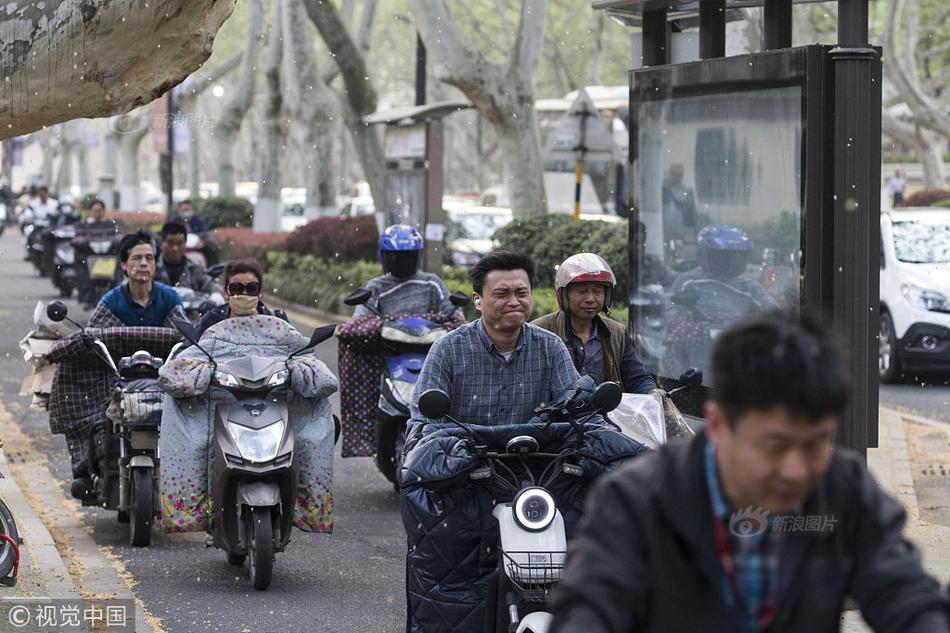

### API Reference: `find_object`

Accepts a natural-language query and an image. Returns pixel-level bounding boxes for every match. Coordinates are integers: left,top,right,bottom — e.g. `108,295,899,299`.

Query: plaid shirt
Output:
46,303,183,436
409,319,579,429
705,442,784,633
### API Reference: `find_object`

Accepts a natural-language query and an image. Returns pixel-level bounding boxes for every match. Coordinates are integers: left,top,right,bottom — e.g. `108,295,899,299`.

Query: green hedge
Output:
493,214,628,293
195,196,254,228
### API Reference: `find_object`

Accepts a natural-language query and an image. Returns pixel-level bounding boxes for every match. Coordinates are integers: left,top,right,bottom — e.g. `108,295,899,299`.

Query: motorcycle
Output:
629,284,668,375
168,316,338,590
72,226,123,308
606,368,703,448
414,380,626,633
24,215,51,275
46,223,79,298
342,287,470,489
44,300,164,547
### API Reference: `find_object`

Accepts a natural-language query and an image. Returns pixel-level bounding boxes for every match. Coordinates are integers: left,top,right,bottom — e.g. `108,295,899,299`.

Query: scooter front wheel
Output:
246,507,274,590
129,467,153,547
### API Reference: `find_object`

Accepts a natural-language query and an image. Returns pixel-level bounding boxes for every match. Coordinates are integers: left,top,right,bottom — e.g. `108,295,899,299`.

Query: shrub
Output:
932,198,950,209
494,214,629,292
265,252,382,315
900,189,950,208
214,227,290,263
195,196,254,228
284,215,379,262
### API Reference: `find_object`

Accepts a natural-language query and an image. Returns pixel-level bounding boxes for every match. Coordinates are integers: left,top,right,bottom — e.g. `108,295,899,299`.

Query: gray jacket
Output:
155,256,220,296
353,272,458,318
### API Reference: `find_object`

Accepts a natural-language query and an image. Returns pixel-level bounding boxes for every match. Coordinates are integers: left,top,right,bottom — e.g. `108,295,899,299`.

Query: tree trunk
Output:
255,0,285,233
214,0,266,199
0,0,235,139
587,11,606,85
409,0,549,216
1,139,12,186
115,110,150,210
282,0,338,218
917,125,947,189
100,126,119,208
303,0,384,212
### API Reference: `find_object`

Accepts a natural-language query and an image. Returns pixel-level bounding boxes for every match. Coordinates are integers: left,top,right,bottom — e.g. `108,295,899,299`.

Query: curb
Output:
0,443,79,601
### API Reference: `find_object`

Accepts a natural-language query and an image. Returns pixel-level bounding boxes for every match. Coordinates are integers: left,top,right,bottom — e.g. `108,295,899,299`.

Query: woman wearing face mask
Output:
193,259,288,339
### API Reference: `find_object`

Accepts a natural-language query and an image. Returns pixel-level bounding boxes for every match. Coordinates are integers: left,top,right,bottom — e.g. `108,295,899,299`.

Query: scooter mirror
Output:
308,324,337,348
46,300,68,322
449,292,471,308
418,389,451,420
678,368,703,387
591,381,623,413
344,288,372,306
170,315,199,346
206,263,225,279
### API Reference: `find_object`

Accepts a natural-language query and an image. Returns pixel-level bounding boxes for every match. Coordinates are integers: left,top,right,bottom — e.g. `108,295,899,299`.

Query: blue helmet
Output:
697,224,752,279
379,224,423,279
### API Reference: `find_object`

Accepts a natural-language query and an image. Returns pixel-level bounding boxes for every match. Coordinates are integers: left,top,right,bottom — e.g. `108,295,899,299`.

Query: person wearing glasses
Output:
193,259,287,339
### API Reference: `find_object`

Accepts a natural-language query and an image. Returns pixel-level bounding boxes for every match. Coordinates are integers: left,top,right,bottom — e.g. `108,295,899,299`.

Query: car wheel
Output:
879,311,902,384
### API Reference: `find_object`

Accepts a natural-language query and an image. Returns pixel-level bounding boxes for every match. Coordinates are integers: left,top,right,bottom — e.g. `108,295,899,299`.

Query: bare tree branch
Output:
0,0,235,140
512,0,547,72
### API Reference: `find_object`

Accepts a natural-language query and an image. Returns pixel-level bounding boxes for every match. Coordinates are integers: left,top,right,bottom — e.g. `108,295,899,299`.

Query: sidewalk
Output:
842,407,950,632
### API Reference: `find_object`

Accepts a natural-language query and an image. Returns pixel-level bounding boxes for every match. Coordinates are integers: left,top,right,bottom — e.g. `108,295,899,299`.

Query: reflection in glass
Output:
631,86,803,384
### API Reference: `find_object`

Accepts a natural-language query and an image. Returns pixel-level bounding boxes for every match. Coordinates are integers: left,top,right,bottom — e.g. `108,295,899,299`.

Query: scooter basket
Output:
501,550,565,603
118,390,164,425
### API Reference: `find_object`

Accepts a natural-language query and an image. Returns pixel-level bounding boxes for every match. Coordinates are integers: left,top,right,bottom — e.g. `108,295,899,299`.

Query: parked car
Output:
879,208,950,382
444,205,514,267
340,196,376,217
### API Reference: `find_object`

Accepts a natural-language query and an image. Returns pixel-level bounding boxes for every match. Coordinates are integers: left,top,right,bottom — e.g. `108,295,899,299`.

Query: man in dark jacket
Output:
533,253,656,394
551,310,949,633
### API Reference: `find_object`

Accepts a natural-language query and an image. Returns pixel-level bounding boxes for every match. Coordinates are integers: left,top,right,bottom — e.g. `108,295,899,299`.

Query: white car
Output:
879,208,950,382
445,206,514,267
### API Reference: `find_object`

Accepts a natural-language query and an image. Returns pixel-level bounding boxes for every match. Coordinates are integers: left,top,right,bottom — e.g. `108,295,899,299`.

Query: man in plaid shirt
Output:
408,251,579,432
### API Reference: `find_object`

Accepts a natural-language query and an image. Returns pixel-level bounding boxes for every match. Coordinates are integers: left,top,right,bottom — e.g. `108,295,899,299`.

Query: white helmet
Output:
554,253,617,312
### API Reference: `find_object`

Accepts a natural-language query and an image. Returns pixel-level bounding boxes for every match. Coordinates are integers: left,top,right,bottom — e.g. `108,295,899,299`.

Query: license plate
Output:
89,256,118,279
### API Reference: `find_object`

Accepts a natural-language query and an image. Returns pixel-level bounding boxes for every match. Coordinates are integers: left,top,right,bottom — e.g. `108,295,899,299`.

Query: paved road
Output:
0,231,405,633
880,378,950,424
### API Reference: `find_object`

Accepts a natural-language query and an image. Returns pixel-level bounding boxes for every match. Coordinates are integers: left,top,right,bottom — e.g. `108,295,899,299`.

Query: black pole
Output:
165,91,174,214
764,0,793,50
830,0,879,455
415,33,426,106
641,8,669,67
699,0,726,59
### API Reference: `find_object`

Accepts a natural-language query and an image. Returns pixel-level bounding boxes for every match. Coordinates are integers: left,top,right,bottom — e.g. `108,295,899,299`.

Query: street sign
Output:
542,89,616,162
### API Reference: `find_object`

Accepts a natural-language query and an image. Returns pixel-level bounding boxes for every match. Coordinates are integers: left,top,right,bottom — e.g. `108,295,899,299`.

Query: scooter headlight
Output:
55,245,75,264
214,371,240,387
267,369,289,387
226,420,284,463
512,487,556,532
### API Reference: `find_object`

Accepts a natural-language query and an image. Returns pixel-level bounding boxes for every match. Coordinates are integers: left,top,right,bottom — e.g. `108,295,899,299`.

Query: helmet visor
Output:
382,250,421,279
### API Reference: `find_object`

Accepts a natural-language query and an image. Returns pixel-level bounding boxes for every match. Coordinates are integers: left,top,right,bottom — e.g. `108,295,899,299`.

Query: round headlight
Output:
512,487,556,532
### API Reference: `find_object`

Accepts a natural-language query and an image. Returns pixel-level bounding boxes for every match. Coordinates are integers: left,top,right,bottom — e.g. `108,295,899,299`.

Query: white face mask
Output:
228,294,259,316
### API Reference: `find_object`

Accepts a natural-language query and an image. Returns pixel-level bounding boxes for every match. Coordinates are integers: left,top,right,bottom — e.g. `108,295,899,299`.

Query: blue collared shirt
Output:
705,442,783,633
101,282,183,327
409,319,580,429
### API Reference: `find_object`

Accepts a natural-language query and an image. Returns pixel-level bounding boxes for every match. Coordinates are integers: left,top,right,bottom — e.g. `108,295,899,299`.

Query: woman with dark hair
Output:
193,259,287,339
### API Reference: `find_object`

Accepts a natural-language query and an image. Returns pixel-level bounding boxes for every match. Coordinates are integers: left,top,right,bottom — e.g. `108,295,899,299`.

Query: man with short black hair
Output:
551,311,950,633
99,231,184,327
154,221,220,294
408,250,579,430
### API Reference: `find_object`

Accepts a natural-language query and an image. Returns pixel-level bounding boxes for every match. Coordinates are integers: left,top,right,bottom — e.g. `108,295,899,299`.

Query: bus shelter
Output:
594,0,881,454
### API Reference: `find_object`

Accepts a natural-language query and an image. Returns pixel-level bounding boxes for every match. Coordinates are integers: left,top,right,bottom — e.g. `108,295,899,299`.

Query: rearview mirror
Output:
344,288,371,307
170,316,199,346
449,292,471,308
309,324,338,348
46,300,68,322
591,381,623,413
678,368,703,387
206,263,224,279
418,389,451,420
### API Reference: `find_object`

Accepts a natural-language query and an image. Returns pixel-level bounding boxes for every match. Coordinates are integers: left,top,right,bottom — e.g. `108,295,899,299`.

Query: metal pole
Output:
423,119,444,273
572,103,590,222
165,91,174,214
641,8,669,66
764,0,793,50
699,0,726,59
415,33,426,107
830,0,879,455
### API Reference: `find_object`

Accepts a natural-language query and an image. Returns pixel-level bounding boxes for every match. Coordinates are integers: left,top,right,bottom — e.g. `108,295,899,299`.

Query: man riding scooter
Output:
336,224,463,460
154,221,224,320
45,231,184,501
533,253,657,395
73,199,123,309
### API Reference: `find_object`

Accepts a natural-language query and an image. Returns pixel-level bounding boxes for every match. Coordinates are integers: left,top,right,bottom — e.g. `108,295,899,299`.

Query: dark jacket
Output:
550,431,949,633
194,301,288,340
155,255,221,295
532,311,656,394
